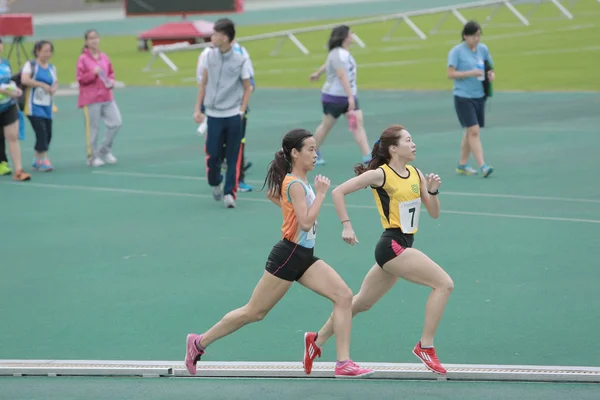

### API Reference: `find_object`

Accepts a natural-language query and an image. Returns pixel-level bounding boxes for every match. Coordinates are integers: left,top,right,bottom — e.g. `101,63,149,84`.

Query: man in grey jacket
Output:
194,18,253,209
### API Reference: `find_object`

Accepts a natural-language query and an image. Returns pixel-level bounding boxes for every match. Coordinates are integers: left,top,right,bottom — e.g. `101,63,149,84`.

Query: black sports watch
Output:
428,189,439,196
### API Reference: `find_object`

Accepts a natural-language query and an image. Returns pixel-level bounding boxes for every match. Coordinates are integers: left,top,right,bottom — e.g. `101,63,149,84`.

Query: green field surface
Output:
34,0,600,91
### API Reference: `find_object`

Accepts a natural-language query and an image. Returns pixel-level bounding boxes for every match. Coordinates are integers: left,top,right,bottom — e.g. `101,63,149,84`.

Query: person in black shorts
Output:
0,38,30,181
184,128,372,379
302,125,454,376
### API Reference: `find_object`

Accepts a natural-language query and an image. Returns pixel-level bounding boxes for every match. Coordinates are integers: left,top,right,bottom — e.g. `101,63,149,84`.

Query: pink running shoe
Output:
185,333,205,375
334,360,374,378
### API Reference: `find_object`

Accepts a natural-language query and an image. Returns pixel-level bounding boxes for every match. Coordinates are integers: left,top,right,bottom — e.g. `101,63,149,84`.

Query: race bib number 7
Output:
399,198,421,234
33,88,52,107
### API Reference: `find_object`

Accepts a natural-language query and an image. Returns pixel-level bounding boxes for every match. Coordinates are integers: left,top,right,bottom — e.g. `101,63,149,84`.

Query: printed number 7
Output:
408,207,415,227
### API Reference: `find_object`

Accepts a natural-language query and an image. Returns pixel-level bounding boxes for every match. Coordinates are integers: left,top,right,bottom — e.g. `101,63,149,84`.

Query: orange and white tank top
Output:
280,174,317,249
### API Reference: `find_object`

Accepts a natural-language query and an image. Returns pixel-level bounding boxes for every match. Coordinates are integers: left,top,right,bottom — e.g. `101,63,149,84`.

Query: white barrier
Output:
3,359,600,382
143,0,577,72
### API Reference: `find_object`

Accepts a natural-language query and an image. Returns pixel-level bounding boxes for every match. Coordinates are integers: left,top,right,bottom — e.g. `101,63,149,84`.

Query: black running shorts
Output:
374,228,414,268
265,239,320,282
0,104,19,128
322,98,360,119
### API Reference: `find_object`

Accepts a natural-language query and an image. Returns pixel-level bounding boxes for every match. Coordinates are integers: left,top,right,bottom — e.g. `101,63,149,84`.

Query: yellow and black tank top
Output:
371,164,422,234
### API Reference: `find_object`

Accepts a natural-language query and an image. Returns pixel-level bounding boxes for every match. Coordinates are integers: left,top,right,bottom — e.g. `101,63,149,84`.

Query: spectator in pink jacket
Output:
77,29,122,167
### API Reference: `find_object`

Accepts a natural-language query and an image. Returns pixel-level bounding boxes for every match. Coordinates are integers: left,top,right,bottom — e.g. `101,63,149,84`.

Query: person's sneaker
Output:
224,194,236,208
456,164,478,176
315,151,326,166
481,164,494,178
412,341,447,375
302,332,321,375
13,169,31,181
38,159,54,172
0,161,11,175
185,333,205,375
334,360,374,378
238,182,253,192
89,157,105,167
103,153,117,165
32,158,52,171
212,185,223,201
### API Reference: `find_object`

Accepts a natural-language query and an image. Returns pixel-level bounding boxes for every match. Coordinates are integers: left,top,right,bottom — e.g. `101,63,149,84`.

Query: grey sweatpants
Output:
83,101,122,160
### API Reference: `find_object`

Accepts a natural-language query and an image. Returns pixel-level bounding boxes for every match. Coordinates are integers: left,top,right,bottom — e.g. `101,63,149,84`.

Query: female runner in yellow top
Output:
302,124,454,375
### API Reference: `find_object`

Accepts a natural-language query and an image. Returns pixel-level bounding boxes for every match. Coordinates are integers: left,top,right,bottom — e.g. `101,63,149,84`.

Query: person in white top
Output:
195,39,255,192
309,25,371,166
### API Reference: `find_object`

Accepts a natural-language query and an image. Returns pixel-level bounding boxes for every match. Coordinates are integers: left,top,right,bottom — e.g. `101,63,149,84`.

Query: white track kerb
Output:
1,360,600,382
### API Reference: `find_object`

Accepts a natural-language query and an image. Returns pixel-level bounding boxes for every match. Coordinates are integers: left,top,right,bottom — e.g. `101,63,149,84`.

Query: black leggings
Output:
28,116,53,153
0,105,18,163
0,127,7,164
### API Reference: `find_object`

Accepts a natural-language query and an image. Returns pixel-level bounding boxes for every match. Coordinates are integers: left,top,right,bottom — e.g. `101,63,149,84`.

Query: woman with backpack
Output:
21,40,58,172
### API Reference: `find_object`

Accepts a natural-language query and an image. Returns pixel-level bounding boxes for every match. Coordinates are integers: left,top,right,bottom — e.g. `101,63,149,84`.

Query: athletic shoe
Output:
315,151,326,166
39,159,53,172
412,341,447,374
185,333,205,375
481,164,494,178
302,332,321,375
456,164,478,176
224,194,236,208
88,157,105,167
212,185,223,201
33,158,53,172
334,360,374,378
13,169,31,181
103,153,118,165
0,161,11,175
238,182,253,192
